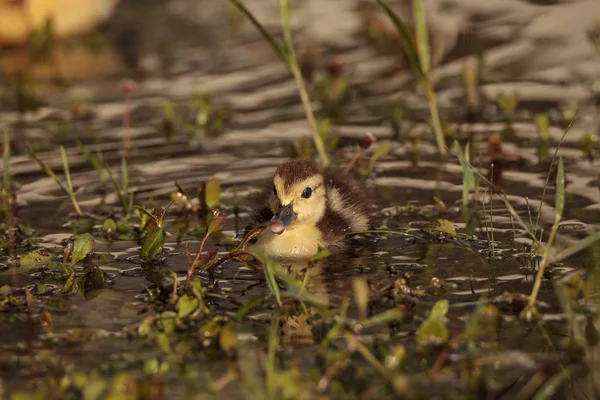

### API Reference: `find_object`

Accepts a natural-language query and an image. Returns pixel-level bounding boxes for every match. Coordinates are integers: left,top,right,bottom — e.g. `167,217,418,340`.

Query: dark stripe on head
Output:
275,159,321,190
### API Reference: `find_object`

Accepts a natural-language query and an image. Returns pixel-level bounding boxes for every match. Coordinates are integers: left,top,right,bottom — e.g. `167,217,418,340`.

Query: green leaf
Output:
219,325,237,352
430,299,449,318
458,142,475,207
436,219,456,236
534,113,550,142
555,157,565,217
416,300,450,346
361,308,405,329
176,294,199,319
229,0,289,66
550,230,600,264
413,0,430,74
263,255,282,307
416,318,448,346
373,140,392,160
103,218,117,233
141,228,166,261
19,250,50,269
353,277,369,320
61,272,78,295
60,146,74,195
71,233,94,265
121,157,129,193
205,177,221,209
116,219,131,234
207,215,225,235
377,0,424,81
134,205,159,225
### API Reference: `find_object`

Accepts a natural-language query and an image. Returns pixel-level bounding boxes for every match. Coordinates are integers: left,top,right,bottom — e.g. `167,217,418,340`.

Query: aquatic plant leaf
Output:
430,299,449,318
116,219,132,234
83,264,105,299
176,294,199,319
361,308,405,329
71,233,95,265
219,325,237,352
205,177,221,210
417,318,448,347
384,345,406,370
207,215,225,235
534,113,550,142
308,248,331,266
496,91,519,116
141,228,166,261
107,373,138,399
377,0,424,81
436,219,456,236
555,157,565,217
61,272,78,295
353,277,369,320
103,218,117,233
134,205,157,226
373,140,392,160
19,250,50,269
463,303,500,342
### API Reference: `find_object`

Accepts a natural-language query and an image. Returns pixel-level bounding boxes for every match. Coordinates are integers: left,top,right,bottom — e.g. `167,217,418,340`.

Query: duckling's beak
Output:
270,204,296,234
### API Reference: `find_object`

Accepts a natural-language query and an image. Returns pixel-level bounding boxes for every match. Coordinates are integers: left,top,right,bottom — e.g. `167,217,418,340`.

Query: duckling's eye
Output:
301,187,312,199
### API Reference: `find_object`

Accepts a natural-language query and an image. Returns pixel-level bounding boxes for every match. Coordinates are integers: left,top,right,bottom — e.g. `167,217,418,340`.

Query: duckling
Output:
252,158,369,260
0,0,118,45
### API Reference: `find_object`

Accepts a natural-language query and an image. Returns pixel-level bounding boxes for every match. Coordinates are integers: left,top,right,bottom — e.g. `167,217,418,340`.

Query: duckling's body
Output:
253,159,369,260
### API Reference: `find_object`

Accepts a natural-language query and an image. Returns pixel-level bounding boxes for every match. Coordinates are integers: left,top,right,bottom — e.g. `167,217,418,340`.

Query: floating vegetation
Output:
1,1,600,399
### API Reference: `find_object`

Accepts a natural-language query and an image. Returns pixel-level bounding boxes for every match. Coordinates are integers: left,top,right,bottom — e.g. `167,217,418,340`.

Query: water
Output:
1,0,600,398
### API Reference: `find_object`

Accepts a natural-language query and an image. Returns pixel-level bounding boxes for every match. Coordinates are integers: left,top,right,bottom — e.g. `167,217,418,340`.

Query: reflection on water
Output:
1,0,600,397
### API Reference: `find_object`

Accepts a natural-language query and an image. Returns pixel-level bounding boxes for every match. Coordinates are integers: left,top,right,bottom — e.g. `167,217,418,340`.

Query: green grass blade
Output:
121,157,129,193
534,112,575,232
105,163,129,213
555,157,565,217
278,0,330,167
412,0,430,74
262,254,282,307
77,141,106,182
60,146,74,194
27,142,68,193
549,231,600,264
453,149,536,241
60,146,82,216
377,0,424,81
229,0,289,65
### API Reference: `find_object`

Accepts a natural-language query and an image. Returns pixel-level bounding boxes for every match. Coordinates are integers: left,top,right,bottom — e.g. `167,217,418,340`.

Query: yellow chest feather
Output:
256,224,323,259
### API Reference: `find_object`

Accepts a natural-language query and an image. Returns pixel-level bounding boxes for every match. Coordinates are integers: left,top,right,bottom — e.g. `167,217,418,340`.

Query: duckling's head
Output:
268,159,326,235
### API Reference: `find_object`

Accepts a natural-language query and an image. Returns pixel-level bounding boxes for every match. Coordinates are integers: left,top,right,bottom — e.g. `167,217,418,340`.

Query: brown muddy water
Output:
1,0,600,399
